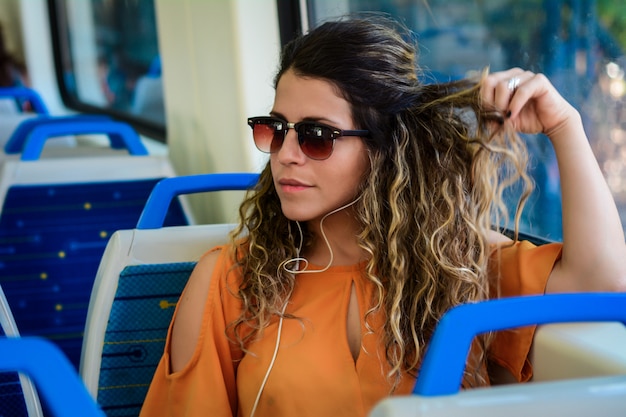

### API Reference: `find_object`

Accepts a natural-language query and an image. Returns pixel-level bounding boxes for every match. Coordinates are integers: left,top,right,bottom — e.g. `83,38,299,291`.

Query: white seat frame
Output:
80,223,235,398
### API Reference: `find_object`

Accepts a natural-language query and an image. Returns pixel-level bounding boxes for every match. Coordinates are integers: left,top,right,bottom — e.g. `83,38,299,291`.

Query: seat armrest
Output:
531,322,626,381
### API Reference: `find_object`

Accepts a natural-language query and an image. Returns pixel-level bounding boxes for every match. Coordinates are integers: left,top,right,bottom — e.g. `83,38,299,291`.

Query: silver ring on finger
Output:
507,77,521,92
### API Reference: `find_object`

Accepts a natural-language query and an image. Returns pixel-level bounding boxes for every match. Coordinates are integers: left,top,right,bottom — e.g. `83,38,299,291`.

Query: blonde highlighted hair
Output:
228,15,531,388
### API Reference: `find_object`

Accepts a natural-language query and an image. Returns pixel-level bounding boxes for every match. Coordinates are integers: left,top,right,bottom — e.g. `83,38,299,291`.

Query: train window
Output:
303,0,626,242
48,0,165,140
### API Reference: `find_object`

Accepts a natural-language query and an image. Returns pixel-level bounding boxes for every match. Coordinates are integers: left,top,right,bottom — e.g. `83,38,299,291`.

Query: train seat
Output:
80,172,258,417
0,88,79,154
370,293,626,417
371,374,626,416
0,114,40,152
0,123,193,372
0,337,105,417
531,321,626,381
0,284,43,417
1,118,150,162
0,115,122,161
0,87,49,116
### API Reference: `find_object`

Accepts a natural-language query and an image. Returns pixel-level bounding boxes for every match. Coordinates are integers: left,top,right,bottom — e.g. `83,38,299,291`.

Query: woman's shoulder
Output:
186,245,226,287
197,244,228,272
197,242,244,277
169,243,241,372
489,238,563,298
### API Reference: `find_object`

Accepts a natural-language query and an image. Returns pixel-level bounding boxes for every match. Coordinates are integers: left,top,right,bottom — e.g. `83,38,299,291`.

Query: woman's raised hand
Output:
481,69,626,293
481,68,580,139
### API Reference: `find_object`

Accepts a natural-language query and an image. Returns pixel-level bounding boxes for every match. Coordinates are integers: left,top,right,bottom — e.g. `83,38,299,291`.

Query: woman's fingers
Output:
481,68,523,111
482,69,574,135
482,69,533,112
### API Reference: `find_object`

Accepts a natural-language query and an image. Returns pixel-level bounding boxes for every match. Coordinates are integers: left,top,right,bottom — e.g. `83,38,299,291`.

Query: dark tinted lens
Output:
252,119,284,153
297,123,334,160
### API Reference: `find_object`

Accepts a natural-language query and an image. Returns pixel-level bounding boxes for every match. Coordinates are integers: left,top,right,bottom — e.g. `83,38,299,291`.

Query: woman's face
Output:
270,69,369,223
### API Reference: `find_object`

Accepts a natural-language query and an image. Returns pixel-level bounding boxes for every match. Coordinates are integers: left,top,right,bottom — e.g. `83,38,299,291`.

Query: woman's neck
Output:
303,207,367,266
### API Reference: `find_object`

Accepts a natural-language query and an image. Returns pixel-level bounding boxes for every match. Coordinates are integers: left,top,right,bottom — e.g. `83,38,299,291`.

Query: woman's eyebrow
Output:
269,110,286,120
269,111,343,126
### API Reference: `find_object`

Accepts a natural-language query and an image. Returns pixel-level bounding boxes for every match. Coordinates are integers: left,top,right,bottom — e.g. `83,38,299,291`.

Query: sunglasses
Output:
247,116,369,160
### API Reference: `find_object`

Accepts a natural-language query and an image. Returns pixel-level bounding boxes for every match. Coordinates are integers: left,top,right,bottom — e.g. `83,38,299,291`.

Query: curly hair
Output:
228,15,531,389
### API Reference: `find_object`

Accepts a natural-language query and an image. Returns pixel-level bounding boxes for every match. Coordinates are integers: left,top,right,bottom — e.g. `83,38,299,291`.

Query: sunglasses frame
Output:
247,116,369,160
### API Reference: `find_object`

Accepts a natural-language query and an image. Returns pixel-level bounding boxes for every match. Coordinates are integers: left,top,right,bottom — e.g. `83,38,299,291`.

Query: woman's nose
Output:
276,129,306,164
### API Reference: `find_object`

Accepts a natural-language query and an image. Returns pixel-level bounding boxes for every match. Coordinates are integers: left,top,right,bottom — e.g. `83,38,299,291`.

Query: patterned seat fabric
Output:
0,284,42,417
0,365,30,416
0,179,188,370
96,262,196,417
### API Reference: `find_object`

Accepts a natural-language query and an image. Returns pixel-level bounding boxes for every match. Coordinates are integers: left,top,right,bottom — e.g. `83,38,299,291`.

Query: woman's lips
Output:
278,178,311,192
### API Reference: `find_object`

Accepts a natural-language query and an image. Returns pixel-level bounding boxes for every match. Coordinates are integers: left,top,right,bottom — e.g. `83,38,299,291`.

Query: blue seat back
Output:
0,87,49,115
81,173,259,417
414,293,626,396
0,178,188,370
0,124,189,371
3,115,112,155
96,262,196,416
0,337,104,417
0,285,43,417
0,371,30,416
370,293,626,417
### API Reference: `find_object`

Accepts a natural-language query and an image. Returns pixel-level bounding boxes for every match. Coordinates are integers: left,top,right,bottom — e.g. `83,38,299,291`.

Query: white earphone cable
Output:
248,298,290,417
249,196,361,416
278,196,361,275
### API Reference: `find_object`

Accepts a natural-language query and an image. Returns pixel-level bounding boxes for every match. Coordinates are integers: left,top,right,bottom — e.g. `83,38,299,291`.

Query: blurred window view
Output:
307,0,626,241
51,0,164,135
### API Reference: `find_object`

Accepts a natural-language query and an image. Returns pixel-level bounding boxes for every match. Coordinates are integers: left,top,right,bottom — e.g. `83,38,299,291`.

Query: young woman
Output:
139,16,626,417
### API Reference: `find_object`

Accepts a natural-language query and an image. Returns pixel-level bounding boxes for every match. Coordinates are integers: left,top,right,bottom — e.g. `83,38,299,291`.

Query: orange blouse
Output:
139,241,562,417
